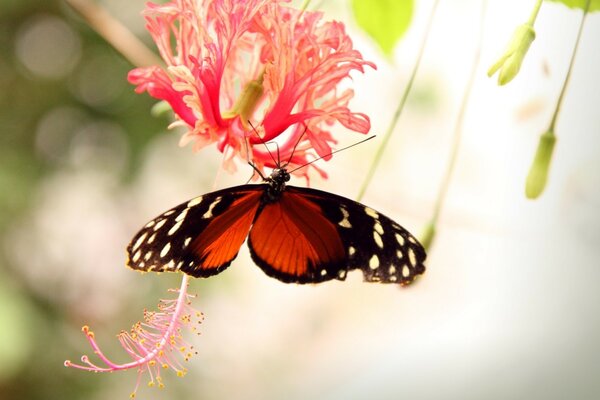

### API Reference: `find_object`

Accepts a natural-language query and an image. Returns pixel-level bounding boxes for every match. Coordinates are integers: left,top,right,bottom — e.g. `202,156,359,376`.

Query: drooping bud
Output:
488,24,536,85
525,129,556,199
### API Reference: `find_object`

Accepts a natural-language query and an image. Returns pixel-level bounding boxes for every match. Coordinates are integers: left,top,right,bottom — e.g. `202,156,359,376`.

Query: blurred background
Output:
1,0,599,399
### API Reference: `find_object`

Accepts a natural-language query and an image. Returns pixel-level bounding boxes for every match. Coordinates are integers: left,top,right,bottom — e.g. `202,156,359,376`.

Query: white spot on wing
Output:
395,233,405,246
396,250,403,259
320,269,327,276
144,251,152,261
408,248,416,266
160,242,171,258
365,207,379,219
132,232,147,251
373,231,384,249
202,196,222,219
402,265,411,278
145,220,155,228
348,246,356,256
168,220,183,236
338,270,347,279
338,207,352,228
153,219,167,231
389,275,398,282
369,254,380,270
148,233,157,244
374,221,384,235
176,208,189,222
187,196,203,207
165,260,176,270
132,250,142,262
163,210,175,216
183,237,192,248
389,265,396,275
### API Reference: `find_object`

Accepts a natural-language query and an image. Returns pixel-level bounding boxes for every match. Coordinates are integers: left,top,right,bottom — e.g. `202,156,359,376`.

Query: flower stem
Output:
65,0,162,67
425,1,488,246
527,0,543,26
356,0,440,202
524,0,590,199
548,0,590,131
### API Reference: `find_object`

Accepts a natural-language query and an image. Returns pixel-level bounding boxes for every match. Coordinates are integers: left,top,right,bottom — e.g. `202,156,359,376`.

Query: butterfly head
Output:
263,167,290,203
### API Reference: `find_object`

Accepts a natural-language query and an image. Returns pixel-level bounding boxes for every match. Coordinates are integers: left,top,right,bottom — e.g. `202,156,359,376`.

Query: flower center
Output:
223,72,265,127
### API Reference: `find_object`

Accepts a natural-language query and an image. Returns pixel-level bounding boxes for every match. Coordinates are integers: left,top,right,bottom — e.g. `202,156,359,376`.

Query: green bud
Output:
488,24,536,85
525,129,556,199
151,100,172,117
419,221,436,252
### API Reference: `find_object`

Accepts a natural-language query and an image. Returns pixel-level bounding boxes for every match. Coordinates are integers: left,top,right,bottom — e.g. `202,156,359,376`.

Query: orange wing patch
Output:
190,191,261,272
248,191,345,282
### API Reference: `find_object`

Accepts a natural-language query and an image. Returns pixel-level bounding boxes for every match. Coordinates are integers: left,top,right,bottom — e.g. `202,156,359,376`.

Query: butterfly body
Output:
127,167,426,285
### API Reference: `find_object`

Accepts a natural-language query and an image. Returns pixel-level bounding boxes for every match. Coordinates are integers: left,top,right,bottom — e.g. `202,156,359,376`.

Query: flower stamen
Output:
65,276,203,397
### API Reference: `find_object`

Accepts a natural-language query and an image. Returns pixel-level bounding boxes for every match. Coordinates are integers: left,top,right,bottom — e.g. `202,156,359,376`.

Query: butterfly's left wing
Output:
126,185,262,277
272,186,426,285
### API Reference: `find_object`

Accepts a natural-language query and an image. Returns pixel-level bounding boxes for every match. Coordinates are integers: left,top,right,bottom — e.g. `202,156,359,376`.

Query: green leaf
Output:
545,0,600,12
352,0,414,57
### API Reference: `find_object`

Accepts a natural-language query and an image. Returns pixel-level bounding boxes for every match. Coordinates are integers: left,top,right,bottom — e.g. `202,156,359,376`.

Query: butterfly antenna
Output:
247,120,278,167
283,124,308,167
288,135,376,174
241,123,268,181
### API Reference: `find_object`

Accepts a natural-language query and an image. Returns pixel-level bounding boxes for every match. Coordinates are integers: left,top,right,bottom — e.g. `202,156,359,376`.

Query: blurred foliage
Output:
545,0,600,11
0,1,169,398
0,0,167,230
351,0,413,57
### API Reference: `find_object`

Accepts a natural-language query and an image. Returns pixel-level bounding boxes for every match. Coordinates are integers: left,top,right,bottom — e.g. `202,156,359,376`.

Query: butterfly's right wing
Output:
126,185,262,277
284,186,427,285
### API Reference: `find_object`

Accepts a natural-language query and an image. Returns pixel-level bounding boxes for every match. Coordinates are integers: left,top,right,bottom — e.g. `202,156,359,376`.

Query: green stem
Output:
548,0,590,131
300,0,312,11
356,0,441,202
527,0,543,26
430,1,488,226
65,0,163,67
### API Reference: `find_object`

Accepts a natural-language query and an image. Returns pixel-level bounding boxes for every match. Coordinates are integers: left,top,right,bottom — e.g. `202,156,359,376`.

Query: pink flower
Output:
128,0,375,178
65,278,202,397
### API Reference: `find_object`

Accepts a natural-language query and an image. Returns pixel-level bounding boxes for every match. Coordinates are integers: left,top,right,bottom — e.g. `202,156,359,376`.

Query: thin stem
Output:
356,0,440,202
548,0,590,131
65,0,162,67
430,1,488,225
527,0,543,26
300,0,312,11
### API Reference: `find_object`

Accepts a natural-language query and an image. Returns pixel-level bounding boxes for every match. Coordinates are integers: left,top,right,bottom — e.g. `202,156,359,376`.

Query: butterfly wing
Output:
126,185,262,277
248,186,426,285
248,189,347,283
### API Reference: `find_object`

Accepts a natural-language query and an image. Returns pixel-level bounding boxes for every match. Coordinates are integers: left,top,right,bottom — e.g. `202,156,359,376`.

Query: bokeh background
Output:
1,0,599,399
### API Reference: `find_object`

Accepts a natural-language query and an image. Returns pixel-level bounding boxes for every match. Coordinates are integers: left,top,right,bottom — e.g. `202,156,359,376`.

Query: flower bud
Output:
525,129,556,199
151,100,172,117
488,24,536,85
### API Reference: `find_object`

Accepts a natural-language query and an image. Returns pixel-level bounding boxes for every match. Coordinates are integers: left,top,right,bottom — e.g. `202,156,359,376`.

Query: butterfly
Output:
126,165,426,285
